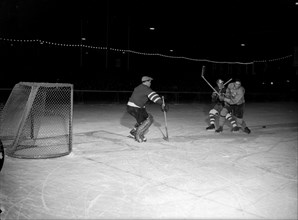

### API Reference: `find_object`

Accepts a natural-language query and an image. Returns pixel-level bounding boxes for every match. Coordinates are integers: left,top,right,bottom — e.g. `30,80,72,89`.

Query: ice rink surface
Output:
0,101,297,219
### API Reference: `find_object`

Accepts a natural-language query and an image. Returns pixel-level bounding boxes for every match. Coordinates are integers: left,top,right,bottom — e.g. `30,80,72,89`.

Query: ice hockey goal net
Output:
0,82,73,159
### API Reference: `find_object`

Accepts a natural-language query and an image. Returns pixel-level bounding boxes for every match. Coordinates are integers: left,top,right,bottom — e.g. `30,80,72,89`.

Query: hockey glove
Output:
211,92,217,98
211,92,219,102
218,94,225,101
161,103,169,112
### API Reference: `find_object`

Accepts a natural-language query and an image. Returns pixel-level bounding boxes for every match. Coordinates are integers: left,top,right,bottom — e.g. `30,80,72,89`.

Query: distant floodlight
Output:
270,82,274,85
169,49,173,52
81,37,86,41
241,43,245,46
149,27,155,31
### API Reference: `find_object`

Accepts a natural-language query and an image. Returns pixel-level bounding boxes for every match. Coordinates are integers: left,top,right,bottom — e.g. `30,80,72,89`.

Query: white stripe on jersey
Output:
148,92,155,98
127,101,141,108
153,96,161,103
148,92,161,103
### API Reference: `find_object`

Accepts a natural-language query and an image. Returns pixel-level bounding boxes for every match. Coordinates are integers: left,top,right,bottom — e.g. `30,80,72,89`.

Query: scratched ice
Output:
0,102,297,219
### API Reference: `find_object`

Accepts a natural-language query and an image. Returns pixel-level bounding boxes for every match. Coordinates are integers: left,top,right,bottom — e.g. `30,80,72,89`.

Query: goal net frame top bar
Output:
19,82,73,88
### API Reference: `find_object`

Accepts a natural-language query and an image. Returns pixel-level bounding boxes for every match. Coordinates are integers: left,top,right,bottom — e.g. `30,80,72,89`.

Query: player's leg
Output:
135,113,153,143
206,108,218,130
0,139,4,172
237,119,251,134
127,106,143,137
226,112,240,132
207,103,223,130
215,107,229,133
129,122,140,136
233,104,251,134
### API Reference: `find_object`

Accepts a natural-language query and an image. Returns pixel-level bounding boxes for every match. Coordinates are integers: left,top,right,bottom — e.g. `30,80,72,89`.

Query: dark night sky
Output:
1,0,297,53
0,0,297,89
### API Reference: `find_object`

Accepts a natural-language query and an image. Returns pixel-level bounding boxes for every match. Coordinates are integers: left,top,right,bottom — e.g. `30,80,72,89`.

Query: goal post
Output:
0,82,73,159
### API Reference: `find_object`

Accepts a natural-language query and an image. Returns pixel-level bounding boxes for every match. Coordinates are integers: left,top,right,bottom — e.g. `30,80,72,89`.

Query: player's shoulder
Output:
227,83,234,89
139,84,153,93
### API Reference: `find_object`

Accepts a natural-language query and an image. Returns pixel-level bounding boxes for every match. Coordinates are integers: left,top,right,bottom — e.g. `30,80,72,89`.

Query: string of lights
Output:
0,37,293,65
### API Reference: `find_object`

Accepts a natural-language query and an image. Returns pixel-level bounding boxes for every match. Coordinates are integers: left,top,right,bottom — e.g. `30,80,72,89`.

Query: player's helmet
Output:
216,79,224,84
235,78,241,85
142,76,153,82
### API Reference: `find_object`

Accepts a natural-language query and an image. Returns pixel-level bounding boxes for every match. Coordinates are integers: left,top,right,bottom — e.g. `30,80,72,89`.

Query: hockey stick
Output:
0,139,4,172
201,66,220,96
224,78,233,86
218,78,233,93
201,66,232,94
162,96,169,141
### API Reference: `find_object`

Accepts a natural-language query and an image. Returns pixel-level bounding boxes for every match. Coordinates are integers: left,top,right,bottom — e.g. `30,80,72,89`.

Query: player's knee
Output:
225,113,232,119
220,108,228,116
209,109,218,115
220,110,227,117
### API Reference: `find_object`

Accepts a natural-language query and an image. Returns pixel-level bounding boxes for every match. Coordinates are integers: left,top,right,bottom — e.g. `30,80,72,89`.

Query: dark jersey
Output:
212,86,227,103
128,84,162,108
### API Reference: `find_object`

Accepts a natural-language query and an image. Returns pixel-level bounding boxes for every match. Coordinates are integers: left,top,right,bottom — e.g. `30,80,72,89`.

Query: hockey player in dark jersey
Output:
206,79,239,131
127,76,168,142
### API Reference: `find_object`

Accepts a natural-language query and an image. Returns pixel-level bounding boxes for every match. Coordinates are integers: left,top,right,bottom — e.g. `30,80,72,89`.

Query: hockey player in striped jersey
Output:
206,79,239,132
127,76,168,142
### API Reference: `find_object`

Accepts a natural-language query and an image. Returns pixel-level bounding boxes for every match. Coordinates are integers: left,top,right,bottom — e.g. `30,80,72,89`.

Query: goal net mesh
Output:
0,82,73,159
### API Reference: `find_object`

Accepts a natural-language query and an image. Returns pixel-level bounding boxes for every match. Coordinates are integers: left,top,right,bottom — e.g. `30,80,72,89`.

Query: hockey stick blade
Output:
158,127,169,141
163,126,169,141
201,65,206,77
201,66,220,96
224,78,233,86
127,135,136,140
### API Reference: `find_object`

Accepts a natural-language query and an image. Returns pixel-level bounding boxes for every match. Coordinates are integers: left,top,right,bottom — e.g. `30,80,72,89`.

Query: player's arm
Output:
224,87,244,104
147,90,169,112
148,91,162,104
211,87,221,102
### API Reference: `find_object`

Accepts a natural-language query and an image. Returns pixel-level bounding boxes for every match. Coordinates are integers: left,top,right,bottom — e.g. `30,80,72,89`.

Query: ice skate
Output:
141,135,147,142
231,126,240,133
206,124,215,131
215,126,223,133
135,135,147,143
130,128,137,137
243,127,251,134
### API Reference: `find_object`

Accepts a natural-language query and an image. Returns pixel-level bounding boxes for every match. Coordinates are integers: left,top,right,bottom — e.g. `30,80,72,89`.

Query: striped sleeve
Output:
148,91,162,104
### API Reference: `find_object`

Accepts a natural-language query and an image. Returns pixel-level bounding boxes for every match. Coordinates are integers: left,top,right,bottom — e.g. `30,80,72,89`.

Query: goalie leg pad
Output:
135,114,153,142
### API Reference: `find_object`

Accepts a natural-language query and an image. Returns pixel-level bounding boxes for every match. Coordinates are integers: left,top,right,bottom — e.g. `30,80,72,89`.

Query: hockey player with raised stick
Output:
217,79,251,134
206,79,239,132
127,76,169,142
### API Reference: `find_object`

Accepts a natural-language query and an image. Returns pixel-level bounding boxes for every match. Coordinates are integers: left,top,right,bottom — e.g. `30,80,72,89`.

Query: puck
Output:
262,126,266,128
